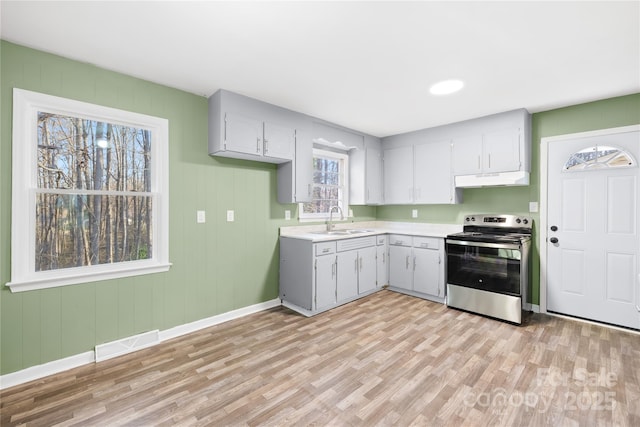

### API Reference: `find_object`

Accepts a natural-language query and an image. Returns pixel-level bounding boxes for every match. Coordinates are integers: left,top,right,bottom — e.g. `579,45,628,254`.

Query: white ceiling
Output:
2,1,639,137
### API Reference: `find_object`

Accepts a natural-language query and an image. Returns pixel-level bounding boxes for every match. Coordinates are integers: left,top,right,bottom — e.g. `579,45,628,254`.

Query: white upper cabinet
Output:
452,109,531,187
351,135,384,205
482,127,521,173
452,128,521,175
263,122,296,161
414,140,460,204
383,145,414,204
209,89,297,163
451,134,483,175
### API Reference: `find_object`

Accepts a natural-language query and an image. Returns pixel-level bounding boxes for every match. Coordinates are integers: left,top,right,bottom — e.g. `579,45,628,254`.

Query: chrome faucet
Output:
326,206,344,231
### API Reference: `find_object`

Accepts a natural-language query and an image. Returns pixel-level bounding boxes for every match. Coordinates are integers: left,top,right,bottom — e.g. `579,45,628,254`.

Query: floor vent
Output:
95,330,160,362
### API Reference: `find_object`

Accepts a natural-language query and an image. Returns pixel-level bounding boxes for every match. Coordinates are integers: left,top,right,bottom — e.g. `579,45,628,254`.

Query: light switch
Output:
196,210,206,223
284,210,291,220
348,209,354,217
226,210,235,222
529,202,539,213
412,209,418,218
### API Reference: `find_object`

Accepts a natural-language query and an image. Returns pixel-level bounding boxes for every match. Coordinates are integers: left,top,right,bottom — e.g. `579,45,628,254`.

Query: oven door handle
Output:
445,239,521,251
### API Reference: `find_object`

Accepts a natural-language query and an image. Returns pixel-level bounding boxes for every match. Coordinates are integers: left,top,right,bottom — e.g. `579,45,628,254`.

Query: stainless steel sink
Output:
312,230,350,235
311,229,375,236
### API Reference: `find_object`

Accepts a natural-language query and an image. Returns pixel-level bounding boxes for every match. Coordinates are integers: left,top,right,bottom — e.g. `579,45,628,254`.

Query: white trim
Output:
0,351,95,390
159,298,281,341
545,311,640,336
0,298,282,390
9,88,170,292
299,148,350,220
539,124,640,315
95,330,160,362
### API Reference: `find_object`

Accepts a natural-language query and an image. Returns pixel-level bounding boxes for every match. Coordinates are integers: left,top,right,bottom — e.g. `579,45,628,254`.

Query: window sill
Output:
6,262,172,293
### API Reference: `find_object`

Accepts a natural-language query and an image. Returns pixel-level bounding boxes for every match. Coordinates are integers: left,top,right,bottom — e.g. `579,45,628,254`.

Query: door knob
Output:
550,225,558,231
549,237,559,244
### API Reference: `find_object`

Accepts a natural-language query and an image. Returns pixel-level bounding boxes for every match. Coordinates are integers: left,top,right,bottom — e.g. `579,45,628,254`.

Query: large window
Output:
8,89,170,292
299,148,349,220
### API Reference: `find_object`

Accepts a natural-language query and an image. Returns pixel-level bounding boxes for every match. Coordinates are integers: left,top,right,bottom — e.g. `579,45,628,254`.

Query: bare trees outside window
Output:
36,113,152,271
300,149,349,219
9,89,170,292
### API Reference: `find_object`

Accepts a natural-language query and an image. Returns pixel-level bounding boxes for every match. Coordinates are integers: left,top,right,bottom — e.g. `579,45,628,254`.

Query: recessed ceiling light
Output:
429,79,464,95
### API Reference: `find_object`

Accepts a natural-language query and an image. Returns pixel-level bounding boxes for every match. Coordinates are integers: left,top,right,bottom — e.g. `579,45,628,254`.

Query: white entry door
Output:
546,128,640,330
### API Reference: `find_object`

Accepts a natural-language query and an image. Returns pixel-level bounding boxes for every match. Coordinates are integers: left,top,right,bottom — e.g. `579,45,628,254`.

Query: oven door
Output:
446,240,522,296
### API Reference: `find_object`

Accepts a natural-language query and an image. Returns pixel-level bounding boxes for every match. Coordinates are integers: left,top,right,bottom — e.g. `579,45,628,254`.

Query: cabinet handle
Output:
264,139,269,154
477,155,481,170
406,255,410,269
355,258,358,272
488,153,491,169
359,256,363,272
332,262,336,278
257,137,261,153
382,252,385,263
413,256,416,271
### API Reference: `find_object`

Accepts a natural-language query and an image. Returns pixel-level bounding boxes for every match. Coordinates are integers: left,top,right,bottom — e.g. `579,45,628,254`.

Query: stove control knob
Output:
465,217,471,222
522,219,529,225
470,217,475,222
516,218,522,224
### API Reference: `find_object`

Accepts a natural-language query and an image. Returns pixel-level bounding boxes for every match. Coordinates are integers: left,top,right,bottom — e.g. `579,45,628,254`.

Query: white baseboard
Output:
159,298,281,341
0,298,282,390
95,329,160,362
531,304,540,313
0,351,95,390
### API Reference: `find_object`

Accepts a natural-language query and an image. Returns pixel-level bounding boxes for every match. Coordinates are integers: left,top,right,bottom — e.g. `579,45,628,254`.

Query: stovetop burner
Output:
446,214,533,245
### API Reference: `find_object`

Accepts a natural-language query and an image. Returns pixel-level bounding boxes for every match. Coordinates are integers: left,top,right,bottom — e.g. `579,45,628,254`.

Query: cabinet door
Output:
264,122,295,161
414,140,455,204
225,112,263,156
376,244,388,287
357,246,377,294
366,144,384,205
452,134,482,175
413,248,441,297
483,128,520,173
336,251,359,302
295,128,313,202
383,146,414,204
388,245,413,290
315,255,336,311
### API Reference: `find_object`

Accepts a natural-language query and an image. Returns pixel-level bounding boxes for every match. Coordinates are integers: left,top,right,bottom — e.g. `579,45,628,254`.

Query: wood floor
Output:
2,290,639,426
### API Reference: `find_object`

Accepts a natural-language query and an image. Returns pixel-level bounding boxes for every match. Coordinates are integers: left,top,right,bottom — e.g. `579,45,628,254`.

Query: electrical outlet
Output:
349,209,353,217
226,210,234,222
196,210,206,223
412,209,418,218
529,202,539,213
284,210,291,220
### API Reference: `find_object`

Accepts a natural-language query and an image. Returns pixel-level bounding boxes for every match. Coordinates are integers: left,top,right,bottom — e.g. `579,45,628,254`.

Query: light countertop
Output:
280,221,462,242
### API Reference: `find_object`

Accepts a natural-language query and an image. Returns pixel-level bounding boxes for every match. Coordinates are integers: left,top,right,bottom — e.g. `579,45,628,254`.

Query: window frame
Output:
299,148,350,221
7,88,171,292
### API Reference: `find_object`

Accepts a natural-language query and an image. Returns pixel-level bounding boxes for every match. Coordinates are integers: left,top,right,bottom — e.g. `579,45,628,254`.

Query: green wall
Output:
0,41,294,375
0,41,638,376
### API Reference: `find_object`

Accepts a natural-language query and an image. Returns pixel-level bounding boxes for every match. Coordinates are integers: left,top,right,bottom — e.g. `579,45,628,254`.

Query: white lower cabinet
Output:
376,235,388,288
315,250,337,312
387,234,445,303
280,235,380,316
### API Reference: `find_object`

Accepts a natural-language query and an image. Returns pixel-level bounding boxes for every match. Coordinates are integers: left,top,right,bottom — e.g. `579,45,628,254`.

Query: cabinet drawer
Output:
388,234,412,247
315,242,336,256
376,235,387,246
413,237,441,250
336,236,376,252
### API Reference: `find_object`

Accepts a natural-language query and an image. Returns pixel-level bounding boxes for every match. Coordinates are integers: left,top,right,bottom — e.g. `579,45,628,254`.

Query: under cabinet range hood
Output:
455,171,530,188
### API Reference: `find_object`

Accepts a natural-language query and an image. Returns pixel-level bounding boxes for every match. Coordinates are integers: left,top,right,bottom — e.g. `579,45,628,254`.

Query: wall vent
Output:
95,330,160,362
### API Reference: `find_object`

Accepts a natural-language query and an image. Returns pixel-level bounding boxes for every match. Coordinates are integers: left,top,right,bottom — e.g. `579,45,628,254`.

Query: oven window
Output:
446,244,522,295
